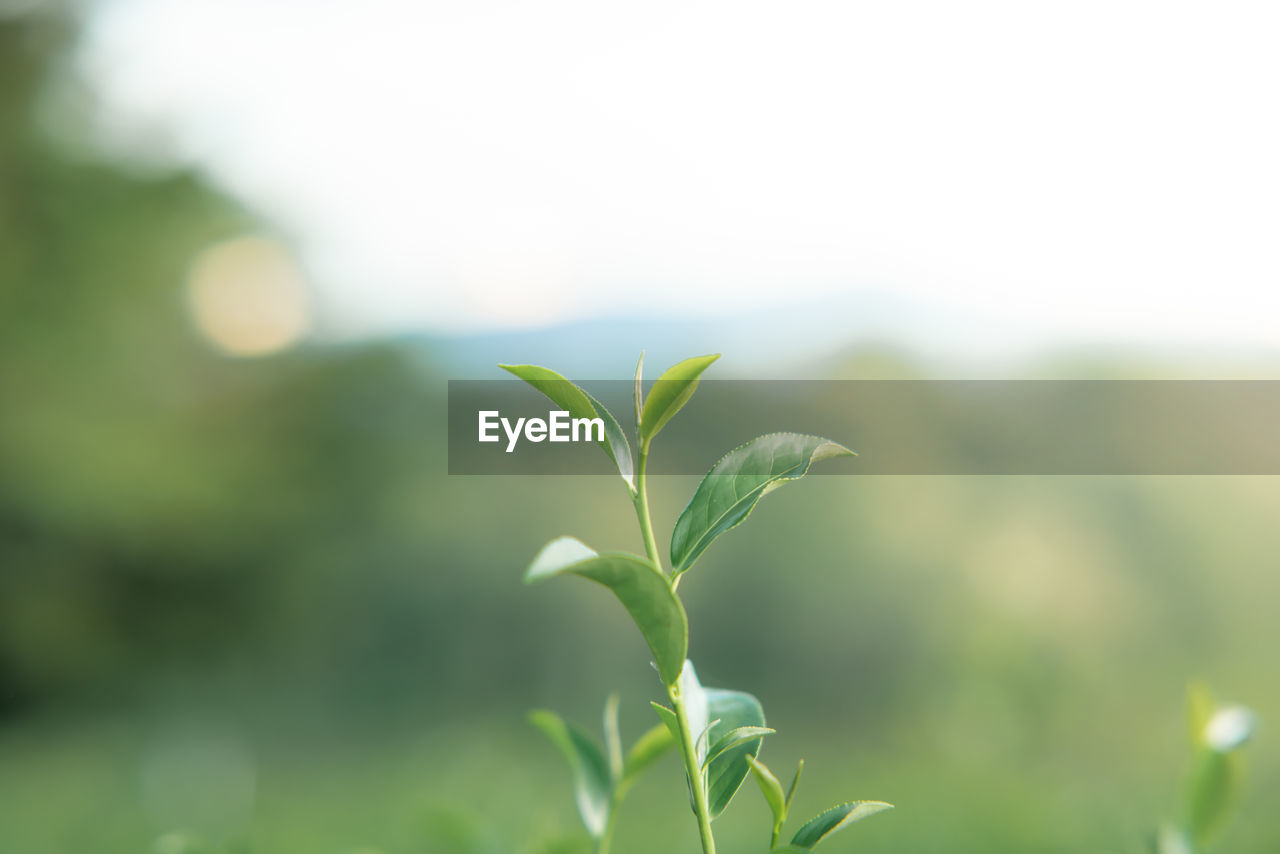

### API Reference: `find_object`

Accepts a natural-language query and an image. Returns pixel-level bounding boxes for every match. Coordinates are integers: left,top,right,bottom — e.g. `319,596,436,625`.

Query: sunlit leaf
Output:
1187,682,1215,749
639,354,719,445
525,537,687,685
670,433,855,573
1203,705,1256,753
677,660,710,760
499,364,635,491
1185,691,1255,846
746,755,787,836
789,801,893,849
528,710,612,839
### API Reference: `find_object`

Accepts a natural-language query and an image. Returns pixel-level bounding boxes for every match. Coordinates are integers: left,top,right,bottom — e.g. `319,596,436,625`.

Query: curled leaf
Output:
499,363,635,491
526,537,688,686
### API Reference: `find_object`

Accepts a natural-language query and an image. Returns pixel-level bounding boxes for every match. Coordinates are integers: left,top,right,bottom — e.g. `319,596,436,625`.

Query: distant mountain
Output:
394,289,1038,379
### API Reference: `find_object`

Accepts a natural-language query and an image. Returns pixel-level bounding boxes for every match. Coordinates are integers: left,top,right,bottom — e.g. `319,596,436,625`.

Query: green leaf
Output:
789,801,894,849
499,364,635,492
622,724,675,785
603,693,623,785
746,755,787,838
1187,683,1214,749
704,688,767,820
704,726,775,768
696,719,723,764
1187,748,1236,845
1186,701,1256,845
639,354,719,445
651,702,680,741
670,433,855,573
676,660,710,758
528,710,612,839
785,759,804,812
525,537,688,685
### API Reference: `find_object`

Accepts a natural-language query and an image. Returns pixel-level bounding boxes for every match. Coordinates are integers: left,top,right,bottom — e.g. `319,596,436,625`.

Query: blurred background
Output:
1,1,1278,852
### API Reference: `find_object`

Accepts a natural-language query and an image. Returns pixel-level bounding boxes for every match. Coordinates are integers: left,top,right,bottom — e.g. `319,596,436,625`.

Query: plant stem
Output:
630,439,717,854
632,442,664,570
671,681,718,854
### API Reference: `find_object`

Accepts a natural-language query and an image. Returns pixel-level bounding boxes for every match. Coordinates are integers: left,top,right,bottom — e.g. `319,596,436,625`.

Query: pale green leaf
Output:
696,718,723,766
677,660,709,759
785,759,805,812
650,702,679,741
528,710,612,839
1187,749,1237,846
746,755,787,835
603,693,623,785
1185,695,1255,846
525,537,687,685
670,433,855,573
499,364,635,491
639,354,719,444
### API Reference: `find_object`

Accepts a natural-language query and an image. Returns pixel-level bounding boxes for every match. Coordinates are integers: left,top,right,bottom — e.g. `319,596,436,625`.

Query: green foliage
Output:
747,756,788,845
515,354,889,854
622,724,676,785
703,689,769,819
1152,685,1256,854
746,755,891,852
529,710,613,838
525,537,688,685
500,364,635,492
705,726,776,767
530,697,676,845
638,354,719,445
787,801,895,850
669,433,855,574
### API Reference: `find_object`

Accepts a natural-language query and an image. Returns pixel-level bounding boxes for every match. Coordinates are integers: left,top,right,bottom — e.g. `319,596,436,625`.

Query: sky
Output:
79,0,1280,355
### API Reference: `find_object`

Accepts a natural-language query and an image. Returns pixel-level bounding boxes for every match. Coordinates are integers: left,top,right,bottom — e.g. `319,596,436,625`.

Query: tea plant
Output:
1152,685,1256,854
504,353,891,854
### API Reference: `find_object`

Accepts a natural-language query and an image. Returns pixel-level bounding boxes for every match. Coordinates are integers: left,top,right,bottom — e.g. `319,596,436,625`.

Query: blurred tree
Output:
0,7,445,715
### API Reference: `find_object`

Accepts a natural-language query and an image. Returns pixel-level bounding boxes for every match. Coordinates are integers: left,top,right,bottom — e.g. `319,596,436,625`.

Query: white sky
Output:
81,0,1280,351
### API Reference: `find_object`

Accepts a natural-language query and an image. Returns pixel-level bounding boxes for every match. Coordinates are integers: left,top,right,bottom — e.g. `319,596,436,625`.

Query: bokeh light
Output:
186,235,311,357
